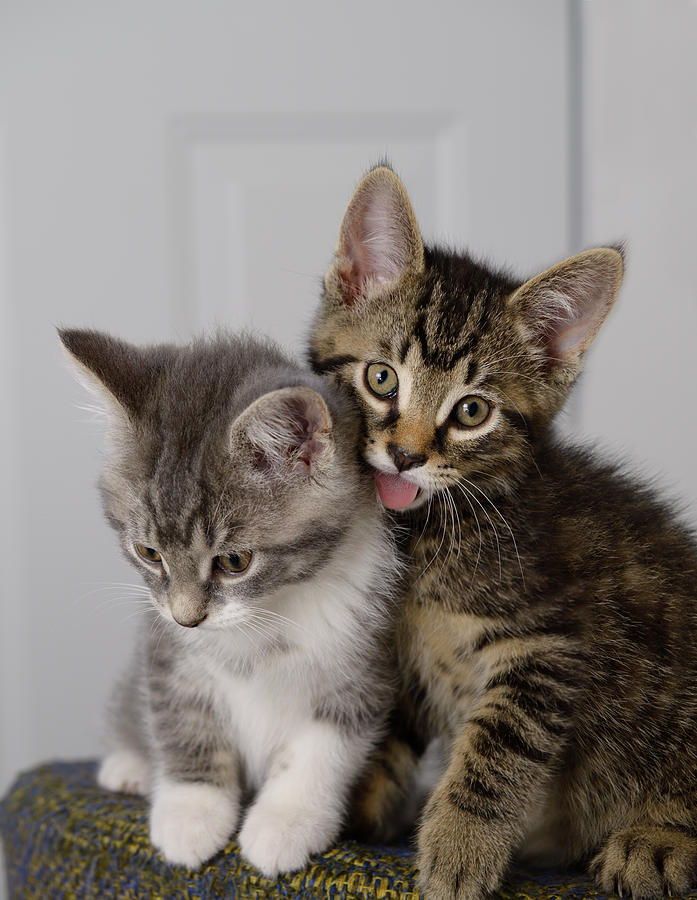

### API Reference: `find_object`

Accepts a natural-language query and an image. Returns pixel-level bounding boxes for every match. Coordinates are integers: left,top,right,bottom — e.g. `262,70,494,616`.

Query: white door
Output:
0,0,573,806
578,0,697,511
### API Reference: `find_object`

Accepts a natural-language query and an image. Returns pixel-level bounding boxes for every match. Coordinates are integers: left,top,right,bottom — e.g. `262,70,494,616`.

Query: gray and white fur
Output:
60,329,398,875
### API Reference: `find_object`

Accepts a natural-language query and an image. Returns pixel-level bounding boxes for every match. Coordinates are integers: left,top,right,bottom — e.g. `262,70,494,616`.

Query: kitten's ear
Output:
233,386,333,477
511,248,624,373
58,328,149,422
329,165,425,305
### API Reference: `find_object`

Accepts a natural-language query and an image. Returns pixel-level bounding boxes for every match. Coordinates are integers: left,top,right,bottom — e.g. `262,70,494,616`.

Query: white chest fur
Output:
213,655,312,789
186,514,396,791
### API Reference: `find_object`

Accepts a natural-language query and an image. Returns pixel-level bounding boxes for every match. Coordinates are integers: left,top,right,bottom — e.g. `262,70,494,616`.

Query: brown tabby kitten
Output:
309,165,697,900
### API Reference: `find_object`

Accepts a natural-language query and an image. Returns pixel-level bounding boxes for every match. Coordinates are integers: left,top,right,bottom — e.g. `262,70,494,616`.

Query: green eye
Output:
135,543,162,564
215,551,253,575
366,363,398,398
453,396,491,428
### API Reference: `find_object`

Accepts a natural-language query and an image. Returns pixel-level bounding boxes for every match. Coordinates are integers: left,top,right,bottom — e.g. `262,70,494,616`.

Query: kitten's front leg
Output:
239,720,370,877
418,646,577,900
150,778,239,869
148,658,240,868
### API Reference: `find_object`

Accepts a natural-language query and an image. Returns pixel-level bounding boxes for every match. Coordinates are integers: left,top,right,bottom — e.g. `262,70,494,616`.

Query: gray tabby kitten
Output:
60,329,397,875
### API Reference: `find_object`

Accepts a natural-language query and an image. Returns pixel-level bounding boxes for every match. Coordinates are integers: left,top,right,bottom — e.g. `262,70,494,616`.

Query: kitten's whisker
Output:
460,477,525,587
421,493,449,577
485,385,542,480
91,596,152,610
86,600,152,622
448,486,463,561
78,581,150,592
120,607,154,625
440,487,457,573
237,615,278,645
436,487,460,586
453,481,501,581
490,385,526,423
452,483,483,583
487,370,549,388
229,619,257,647
483,351,532,369
433,491,452,585
415,491,434,548
248,606,311,636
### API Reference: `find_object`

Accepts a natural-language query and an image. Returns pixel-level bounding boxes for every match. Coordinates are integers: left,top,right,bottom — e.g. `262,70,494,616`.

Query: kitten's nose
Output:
386,442,427,472
170,593,207,628
172,611,207,628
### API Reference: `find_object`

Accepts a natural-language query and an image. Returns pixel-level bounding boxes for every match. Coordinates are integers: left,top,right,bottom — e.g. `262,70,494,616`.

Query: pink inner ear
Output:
295,436,326,472
537,287,604,359
527,259,620,364
553,314,598,356
248,390,332,476
336,172,421,303
342,190,407,288
286,407,324,472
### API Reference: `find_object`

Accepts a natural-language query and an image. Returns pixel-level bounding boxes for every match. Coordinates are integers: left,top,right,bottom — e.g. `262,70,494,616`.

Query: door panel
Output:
177,113,470,346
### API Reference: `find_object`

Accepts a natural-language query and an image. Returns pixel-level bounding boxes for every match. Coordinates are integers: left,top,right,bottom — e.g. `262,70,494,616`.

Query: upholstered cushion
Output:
2,761,614,899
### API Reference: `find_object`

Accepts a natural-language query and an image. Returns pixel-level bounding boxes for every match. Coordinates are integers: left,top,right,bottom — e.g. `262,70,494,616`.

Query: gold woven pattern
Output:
0,761,654,899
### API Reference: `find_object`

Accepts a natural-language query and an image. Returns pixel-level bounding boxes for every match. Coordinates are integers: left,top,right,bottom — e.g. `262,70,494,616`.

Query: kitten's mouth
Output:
374,471,421,511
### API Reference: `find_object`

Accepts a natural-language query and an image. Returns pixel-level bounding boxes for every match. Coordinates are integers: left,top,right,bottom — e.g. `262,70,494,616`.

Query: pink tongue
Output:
375,472,420,510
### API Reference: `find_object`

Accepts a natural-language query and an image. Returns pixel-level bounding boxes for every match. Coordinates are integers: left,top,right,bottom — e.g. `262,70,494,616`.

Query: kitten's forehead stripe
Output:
413,310,430,365
399,335,411,365
413,294,484,372
149,476,204,550
312,353,359,374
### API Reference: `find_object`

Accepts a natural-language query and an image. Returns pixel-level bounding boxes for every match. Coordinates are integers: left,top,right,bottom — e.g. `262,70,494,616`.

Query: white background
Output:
1,1,696,890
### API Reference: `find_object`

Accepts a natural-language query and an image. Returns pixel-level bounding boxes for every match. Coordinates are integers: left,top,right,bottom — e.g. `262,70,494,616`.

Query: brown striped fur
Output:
309,166,697,900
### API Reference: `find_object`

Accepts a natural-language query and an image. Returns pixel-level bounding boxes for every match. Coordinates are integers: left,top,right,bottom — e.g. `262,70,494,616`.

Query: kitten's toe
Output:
417,784,505,900
150,781,238,869
239,796,338,877
97,749,149,795
590,826,697,900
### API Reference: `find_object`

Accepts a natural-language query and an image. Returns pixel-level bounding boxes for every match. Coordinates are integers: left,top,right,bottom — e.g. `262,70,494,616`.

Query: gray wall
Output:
577,2,697,512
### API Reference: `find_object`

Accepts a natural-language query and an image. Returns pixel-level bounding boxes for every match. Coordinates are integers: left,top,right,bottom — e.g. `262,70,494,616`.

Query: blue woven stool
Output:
1,761,629,899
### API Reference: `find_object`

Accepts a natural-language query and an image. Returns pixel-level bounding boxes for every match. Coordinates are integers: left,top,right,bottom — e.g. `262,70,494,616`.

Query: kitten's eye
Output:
366,363,398,399
452,396,491,428
134,543,162,564
215,551,253,575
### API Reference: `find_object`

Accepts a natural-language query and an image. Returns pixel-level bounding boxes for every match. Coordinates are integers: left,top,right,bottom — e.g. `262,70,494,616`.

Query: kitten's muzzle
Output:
386,442,427,472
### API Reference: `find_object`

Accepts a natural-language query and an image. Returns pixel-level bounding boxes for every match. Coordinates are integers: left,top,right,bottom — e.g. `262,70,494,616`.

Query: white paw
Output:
238,796,338,877
97,749,149,795
150,781,238,869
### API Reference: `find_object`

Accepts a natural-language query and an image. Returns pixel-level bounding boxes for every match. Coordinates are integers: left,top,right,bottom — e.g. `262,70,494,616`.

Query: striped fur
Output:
310,166,697,900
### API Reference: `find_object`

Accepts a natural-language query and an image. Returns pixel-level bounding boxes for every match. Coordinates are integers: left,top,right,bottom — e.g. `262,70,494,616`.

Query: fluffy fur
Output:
310,165,697,900
60,330,398,875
